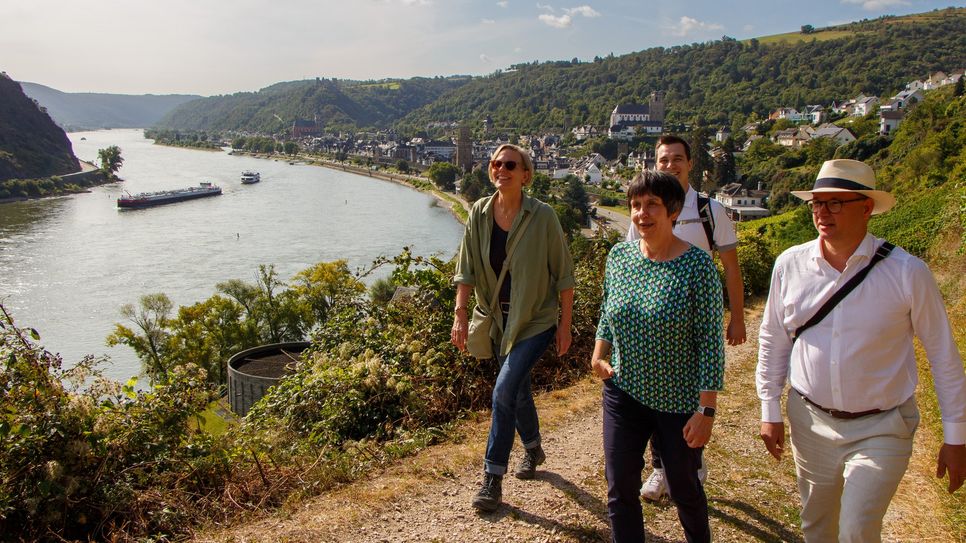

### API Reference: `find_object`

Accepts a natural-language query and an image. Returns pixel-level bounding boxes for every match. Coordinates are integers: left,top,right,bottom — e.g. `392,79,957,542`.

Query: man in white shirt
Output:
756,159,966,542
626,135,747,501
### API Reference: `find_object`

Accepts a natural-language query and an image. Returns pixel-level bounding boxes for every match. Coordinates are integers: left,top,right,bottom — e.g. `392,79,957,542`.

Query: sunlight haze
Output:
1,0,959,95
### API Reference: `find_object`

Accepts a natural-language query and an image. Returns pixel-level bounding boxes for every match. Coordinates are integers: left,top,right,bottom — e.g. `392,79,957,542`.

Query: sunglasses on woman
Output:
490,160,518,171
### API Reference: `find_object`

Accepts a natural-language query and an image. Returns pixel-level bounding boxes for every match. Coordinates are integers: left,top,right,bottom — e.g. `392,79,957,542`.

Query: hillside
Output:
0,74,79,181
154,76,472,134
398,7,966,132
150,8,965,136
20,82,201,131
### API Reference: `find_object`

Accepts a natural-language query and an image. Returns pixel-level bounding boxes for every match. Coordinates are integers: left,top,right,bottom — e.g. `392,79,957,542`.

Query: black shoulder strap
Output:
696,195,715,252
792,241,895,342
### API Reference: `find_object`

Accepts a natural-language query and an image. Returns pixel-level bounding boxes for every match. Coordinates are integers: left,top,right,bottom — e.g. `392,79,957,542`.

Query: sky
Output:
1,0,961,96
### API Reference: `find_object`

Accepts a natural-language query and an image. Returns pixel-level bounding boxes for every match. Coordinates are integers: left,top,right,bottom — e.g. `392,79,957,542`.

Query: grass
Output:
750,29,860,46
599,204,629,216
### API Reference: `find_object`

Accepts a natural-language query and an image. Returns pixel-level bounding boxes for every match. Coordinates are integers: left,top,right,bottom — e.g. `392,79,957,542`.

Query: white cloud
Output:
672,16,723,37
540,13,571,27
497,0,508,6
480,53,492,63
399,0,432,5
482,18,495,24
743,24,754,33
539,4,601,28
566,5,600,18
840,0,909,10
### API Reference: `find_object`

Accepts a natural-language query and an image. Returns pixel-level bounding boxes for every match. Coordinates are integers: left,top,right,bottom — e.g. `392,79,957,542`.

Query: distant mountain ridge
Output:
154,7,964,136
153,77,471,134
20,82,201,131
0,74,79,181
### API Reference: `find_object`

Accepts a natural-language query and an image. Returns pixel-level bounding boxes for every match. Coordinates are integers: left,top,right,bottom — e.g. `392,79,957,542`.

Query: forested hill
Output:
20,82,201,131
398,8,966,133
154,76,472,134
0,74,79,182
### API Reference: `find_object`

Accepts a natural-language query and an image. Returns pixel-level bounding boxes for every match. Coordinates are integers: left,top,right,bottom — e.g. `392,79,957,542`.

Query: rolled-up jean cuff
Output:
484,462,507,476
522,438,541,450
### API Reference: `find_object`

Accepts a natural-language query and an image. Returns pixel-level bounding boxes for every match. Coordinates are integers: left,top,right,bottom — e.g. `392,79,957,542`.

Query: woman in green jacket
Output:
451,144,575,513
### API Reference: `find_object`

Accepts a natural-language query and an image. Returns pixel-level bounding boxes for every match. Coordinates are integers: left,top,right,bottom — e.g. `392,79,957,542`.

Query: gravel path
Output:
198,309,956,542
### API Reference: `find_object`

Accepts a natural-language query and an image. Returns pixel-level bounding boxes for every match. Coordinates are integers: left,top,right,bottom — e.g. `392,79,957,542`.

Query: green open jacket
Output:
454,193,575,357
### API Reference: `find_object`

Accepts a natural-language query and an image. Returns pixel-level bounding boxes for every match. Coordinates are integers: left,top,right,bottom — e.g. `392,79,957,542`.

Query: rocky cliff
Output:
0,73,80,182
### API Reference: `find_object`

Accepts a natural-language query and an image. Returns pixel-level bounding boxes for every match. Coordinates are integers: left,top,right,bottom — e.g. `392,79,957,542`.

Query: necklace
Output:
496,199,519,223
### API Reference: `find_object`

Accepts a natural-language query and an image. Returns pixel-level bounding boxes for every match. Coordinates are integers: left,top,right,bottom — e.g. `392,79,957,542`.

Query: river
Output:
0,129,464,382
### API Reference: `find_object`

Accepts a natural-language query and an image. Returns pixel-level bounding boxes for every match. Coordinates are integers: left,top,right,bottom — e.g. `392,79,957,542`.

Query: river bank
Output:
0,161,115,205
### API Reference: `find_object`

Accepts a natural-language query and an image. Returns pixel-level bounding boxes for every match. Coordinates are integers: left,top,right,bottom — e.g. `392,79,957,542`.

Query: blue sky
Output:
1,0,960,96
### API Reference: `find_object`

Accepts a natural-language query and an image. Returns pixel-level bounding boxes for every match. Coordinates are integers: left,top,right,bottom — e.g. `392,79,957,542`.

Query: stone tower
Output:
456,125,474,173
649,91,666,122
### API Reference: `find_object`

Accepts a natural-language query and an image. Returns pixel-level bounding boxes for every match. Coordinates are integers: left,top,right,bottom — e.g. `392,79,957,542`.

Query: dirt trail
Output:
197,310,957,542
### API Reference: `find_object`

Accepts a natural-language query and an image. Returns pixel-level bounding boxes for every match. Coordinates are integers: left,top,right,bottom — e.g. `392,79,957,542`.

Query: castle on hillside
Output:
608,91,665,140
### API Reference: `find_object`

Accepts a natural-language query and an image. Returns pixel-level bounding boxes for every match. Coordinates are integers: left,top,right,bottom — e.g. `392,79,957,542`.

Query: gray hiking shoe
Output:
514,445,546,480
472,473,503,513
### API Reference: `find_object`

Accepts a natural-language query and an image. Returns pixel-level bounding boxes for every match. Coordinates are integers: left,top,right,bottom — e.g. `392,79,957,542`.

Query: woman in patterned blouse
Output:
591,170,725,543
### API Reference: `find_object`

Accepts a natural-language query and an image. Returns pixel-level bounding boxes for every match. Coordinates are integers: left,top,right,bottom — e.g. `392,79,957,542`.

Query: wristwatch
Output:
697,406,716,418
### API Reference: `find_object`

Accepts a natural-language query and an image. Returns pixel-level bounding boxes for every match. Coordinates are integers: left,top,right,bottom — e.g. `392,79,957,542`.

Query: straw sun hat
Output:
791,159,896,215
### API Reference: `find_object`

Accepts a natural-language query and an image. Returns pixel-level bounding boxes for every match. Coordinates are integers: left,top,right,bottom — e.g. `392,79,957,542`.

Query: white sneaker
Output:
640,468,667,501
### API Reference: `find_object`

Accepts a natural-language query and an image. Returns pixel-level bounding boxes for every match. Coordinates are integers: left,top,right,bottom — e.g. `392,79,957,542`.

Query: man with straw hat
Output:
756,159,966,541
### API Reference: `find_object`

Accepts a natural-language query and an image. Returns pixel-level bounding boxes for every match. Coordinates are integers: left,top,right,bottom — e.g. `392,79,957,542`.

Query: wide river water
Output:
0,129,464,382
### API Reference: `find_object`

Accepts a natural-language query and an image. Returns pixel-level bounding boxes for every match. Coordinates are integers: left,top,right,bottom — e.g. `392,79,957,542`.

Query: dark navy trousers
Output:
602,379,710,543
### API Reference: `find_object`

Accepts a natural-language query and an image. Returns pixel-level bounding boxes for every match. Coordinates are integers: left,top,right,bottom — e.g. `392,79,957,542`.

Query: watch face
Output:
701,406,715,417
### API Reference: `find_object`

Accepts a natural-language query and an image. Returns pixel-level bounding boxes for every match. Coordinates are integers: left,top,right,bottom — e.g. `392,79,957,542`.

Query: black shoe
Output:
472,473,503,513
514,445,546,480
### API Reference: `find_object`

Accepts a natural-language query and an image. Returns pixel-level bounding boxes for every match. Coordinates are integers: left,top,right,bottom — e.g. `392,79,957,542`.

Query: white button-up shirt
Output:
757,233,966,444
626,187,738,254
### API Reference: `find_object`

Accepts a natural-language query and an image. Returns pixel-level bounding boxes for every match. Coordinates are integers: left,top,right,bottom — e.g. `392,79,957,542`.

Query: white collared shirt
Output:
625,187,738,254
757,234,966,444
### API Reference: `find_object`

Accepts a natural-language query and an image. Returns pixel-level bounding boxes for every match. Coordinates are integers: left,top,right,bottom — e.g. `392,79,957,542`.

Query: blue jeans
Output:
483,326,555,476
603,380,709,543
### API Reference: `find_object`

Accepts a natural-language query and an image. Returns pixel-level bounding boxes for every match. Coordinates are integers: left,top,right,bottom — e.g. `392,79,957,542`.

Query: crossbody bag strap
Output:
485,210,536,316
696,195,715,251
792,241,895,342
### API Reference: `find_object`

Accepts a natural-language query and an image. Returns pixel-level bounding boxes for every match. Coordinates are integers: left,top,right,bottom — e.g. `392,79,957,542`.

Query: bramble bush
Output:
0,306,223,540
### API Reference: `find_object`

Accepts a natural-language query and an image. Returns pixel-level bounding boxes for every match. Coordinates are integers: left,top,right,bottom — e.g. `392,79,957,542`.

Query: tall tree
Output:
561,175,591,226
711,140,737,188
107,293,174,384
97,146,123,176
688,126,713,192
426,162,459,191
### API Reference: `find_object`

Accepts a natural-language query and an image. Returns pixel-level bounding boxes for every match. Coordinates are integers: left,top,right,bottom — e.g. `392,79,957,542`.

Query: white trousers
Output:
787,391,919,543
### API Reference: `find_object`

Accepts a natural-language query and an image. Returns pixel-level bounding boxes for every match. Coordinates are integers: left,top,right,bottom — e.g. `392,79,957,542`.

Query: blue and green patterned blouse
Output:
597,241,725,414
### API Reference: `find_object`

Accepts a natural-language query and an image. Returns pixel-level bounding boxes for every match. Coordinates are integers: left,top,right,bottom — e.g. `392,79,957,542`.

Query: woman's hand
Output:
451,308,468,351
591,357,614,380
556,326,572,356
683,412,714,448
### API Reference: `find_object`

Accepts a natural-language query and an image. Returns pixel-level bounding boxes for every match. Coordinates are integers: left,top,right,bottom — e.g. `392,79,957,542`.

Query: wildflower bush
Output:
0,306,222,540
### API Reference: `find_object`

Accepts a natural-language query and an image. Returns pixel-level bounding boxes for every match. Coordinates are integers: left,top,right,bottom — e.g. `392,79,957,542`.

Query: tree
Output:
290,260,365,329
688,126,713,192
711,143,737,188
561,175,590,226
459,168,493,203
107,293,174,384
396,160,411,174
283,141,299,156
97,146,123,176
426,162,459,191
552,203,582,240
526,173,553,202
801,24,815,34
